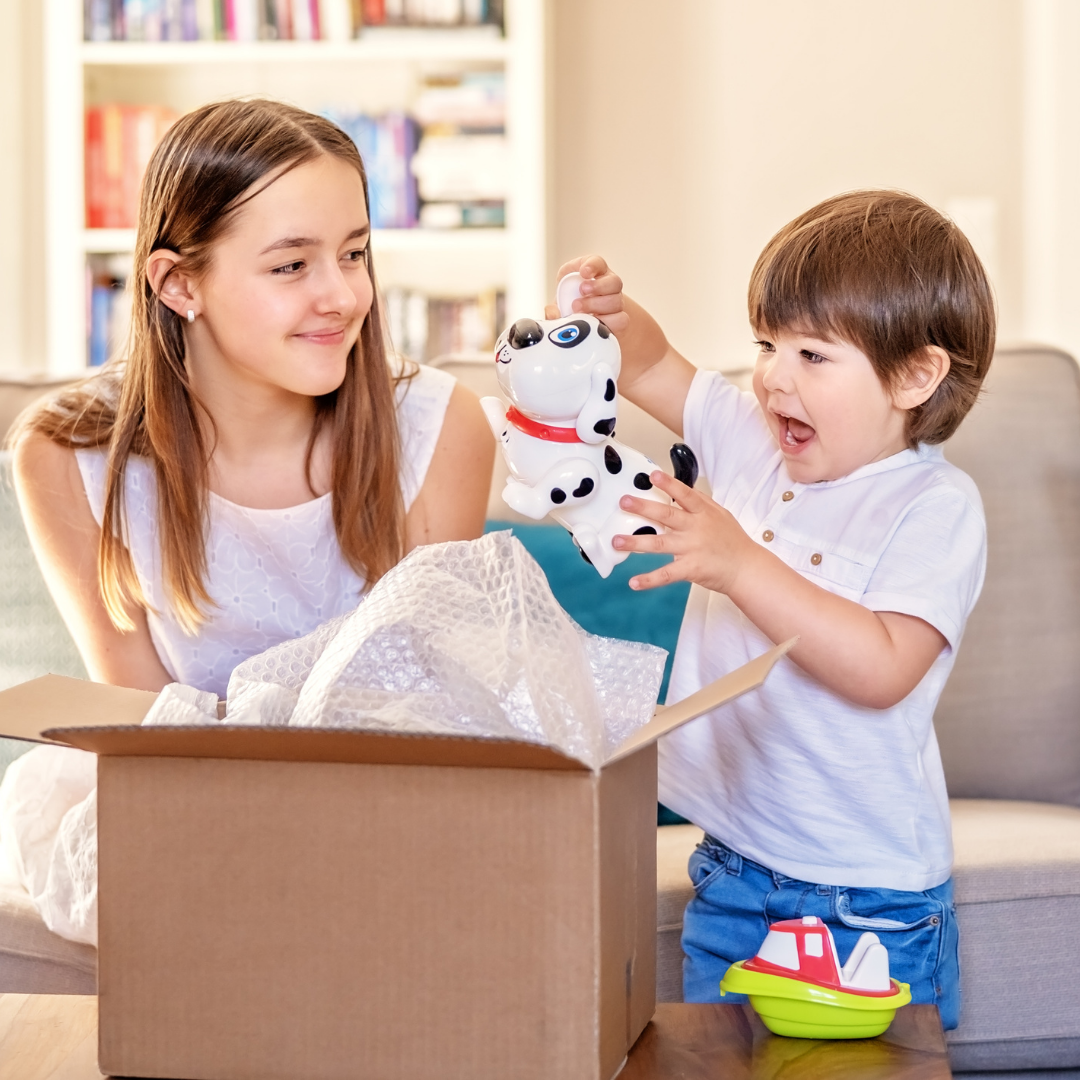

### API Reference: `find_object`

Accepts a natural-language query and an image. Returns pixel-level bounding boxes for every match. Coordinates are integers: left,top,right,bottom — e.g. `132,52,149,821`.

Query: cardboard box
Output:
0,639,791,1080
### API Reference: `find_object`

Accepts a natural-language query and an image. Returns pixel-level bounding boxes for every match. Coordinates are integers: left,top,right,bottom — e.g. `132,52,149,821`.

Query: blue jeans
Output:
682,835,961,1030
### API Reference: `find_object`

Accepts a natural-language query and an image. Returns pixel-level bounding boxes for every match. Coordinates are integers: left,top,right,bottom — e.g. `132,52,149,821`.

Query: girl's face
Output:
751,329,911,484
191,154,373,400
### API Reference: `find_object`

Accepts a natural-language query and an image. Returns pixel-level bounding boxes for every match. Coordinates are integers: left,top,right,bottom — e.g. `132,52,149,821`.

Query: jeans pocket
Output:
688,844,730,897
835,889,947,992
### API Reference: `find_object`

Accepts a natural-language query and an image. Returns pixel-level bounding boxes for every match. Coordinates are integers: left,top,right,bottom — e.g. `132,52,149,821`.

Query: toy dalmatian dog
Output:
480,273,698,578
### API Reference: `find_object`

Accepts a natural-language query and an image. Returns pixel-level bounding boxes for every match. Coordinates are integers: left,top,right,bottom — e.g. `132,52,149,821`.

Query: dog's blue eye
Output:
548,319,591,348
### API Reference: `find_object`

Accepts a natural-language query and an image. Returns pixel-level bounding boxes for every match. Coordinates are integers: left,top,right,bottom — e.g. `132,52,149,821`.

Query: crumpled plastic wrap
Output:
225,531,666,767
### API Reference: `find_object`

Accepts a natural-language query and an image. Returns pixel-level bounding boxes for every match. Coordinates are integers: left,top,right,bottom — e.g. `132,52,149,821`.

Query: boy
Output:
550,191,994,1027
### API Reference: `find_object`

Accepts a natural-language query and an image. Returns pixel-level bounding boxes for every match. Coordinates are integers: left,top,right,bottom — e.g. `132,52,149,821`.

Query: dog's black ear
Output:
508,319,544,349
670,443,699,488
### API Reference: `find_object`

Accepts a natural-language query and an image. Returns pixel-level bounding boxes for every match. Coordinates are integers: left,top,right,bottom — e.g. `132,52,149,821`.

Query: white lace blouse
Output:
75,364,456,696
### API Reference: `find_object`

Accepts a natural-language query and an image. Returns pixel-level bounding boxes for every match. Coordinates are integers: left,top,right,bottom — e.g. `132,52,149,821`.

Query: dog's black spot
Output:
604,446,622,474
604,378,615,402
573,477,595,498
633,526,658,536
508,318,544,349
669,443,699,488
633,472,653,490
597,321,611,339
550,487,566,504
578,546,593,565
593,417,616,437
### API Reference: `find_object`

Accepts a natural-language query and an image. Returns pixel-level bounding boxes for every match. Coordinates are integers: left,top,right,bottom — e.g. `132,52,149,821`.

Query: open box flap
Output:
0,675,588,772
0,640,794,772
605,637,797,765
43,724,590,772
0,675,158,743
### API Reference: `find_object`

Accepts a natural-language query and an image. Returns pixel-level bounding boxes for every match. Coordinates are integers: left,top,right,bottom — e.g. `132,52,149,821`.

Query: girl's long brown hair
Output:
16,99,408,632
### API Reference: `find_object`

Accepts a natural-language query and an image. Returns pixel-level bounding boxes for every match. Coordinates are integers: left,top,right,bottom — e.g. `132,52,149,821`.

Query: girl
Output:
0,98,494,943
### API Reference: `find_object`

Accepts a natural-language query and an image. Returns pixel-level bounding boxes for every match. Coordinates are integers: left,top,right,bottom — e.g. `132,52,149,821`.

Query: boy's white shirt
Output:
659,369,987,892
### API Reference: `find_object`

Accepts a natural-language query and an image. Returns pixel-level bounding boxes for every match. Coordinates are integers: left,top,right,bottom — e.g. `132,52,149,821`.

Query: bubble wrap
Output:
229,531,666,768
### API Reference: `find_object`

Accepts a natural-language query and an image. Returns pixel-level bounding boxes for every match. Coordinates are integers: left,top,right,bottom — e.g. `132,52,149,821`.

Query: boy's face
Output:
751,329,910,484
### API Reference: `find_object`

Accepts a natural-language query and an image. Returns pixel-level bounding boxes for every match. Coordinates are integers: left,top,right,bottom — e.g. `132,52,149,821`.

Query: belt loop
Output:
726,851,743,877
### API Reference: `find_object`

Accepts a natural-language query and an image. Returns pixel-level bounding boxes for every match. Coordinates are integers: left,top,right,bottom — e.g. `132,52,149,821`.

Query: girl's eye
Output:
343,248,368,264
271,261,304,276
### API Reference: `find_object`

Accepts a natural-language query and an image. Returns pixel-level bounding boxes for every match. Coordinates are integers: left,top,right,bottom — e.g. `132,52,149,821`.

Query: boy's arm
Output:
614,474,948,710
545,256,697,436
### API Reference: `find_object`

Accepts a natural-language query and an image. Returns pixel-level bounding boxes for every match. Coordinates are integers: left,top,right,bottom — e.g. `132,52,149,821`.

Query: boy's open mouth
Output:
779,414,815,449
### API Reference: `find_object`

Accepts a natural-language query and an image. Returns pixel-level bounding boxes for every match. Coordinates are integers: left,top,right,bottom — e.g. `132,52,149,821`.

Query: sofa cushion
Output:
937,346,1080,805
947,799,1080,1071
0,859,95,995
654,801,1080,1071
656,824,701,1003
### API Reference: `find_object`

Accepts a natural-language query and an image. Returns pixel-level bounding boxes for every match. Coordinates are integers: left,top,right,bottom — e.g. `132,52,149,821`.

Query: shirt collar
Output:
782,443,943,491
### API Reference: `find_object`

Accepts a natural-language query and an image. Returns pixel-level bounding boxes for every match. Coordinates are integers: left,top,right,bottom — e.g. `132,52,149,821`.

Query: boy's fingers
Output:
612,530,668,554
629,560,686,592
579,271,623,297
576,293,625,316
619,493,681,525
578,255,609,280
556,257,587,280
597,311,631,334
648,470,704,511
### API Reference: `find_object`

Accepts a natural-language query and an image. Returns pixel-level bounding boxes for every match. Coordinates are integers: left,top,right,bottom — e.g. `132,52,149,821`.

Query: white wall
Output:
0,0,45,375
553,0,1025,370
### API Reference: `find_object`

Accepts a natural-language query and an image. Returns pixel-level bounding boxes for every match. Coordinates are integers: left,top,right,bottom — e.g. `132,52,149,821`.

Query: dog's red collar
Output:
505,405,583,443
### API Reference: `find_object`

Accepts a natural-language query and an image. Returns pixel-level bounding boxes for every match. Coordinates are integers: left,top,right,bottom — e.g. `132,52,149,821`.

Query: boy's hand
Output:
544,256,630,334
613,472,760,594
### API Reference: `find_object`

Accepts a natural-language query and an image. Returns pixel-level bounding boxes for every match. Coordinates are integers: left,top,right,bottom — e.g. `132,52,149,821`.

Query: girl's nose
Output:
314,262,360,316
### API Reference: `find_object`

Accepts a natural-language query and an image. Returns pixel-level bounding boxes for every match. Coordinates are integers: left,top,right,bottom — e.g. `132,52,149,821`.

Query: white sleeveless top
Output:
75,364,456,697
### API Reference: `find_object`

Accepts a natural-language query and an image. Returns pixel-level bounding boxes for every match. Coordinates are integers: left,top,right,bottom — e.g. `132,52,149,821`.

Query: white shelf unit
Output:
44,0,550,376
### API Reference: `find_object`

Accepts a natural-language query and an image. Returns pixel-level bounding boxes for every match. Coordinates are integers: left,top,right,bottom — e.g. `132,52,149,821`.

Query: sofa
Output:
0,347,1079,1075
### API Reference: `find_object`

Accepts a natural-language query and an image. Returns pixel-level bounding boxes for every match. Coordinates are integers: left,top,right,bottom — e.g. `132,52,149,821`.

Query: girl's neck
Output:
186,349,331,510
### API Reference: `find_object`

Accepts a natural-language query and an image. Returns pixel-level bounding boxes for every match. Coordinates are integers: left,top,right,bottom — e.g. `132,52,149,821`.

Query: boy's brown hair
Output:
748,190,996,446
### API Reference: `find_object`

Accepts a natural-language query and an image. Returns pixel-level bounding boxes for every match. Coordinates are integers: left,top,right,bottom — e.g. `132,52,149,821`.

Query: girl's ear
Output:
894,346,951,410
147,250,199,319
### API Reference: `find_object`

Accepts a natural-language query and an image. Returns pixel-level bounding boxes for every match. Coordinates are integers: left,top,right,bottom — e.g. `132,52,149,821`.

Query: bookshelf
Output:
43,0,551,375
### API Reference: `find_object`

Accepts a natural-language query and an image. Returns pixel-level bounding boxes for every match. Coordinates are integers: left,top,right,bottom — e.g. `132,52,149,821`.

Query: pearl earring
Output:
186,310,195,323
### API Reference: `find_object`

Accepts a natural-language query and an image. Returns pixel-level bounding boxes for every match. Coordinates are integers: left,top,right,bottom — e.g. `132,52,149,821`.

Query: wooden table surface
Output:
0,995,950,1079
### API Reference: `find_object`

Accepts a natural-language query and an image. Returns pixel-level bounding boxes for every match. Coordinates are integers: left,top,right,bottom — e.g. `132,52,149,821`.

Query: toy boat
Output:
719,915,911,1039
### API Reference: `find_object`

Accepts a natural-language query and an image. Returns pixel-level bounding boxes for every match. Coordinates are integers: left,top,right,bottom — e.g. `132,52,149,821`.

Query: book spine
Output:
290,0,313,40
111,0,125,38
181,0,199,38
235,0,258,39
318,0,350,40
101,104,125,229
223,0,236,39
309,0,320,39
85,108,104,229
195,0,216,37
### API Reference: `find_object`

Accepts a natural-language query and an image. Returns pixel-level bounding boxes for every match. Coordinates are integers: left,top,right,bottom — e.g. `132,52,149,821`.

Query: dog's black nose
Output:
507,319,544,349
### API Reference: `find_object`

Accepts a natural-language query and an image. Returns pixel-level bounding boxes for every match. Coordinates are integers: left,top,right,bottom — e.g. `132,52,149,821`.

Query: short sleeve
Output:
395,363,456,512
683,369,777,505
860,488,987,649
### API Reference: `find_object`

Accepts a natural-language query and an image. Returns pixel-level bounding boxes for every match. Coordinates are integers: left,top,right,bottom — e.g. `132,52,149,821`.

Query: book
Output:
383,286,503,362
85,105,179,229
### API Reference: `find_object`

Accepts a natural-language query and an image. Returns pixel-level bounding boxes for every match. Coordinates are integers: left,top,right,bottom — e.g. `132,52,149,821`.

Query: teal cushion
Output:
485,521,693,825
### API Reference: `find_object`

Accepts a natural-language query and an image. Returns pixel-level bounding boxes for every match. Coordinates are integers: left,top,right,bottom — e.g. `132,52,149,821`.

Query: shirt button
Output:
782,491,794,501
810,553,822,565
762,530,774,542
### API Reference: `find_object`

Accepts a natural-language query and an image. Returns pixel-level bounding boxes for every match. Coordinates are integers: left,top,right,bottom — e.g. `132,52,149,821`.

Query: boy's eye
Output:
800,349,828,364
271,261,304,276
753,339,775,353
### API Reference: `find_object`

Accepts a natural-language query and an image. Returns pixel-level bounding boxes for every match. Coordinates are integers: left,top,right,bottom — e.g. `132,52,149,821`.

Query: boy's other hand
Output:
544,256,630,333
613,472,756,594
